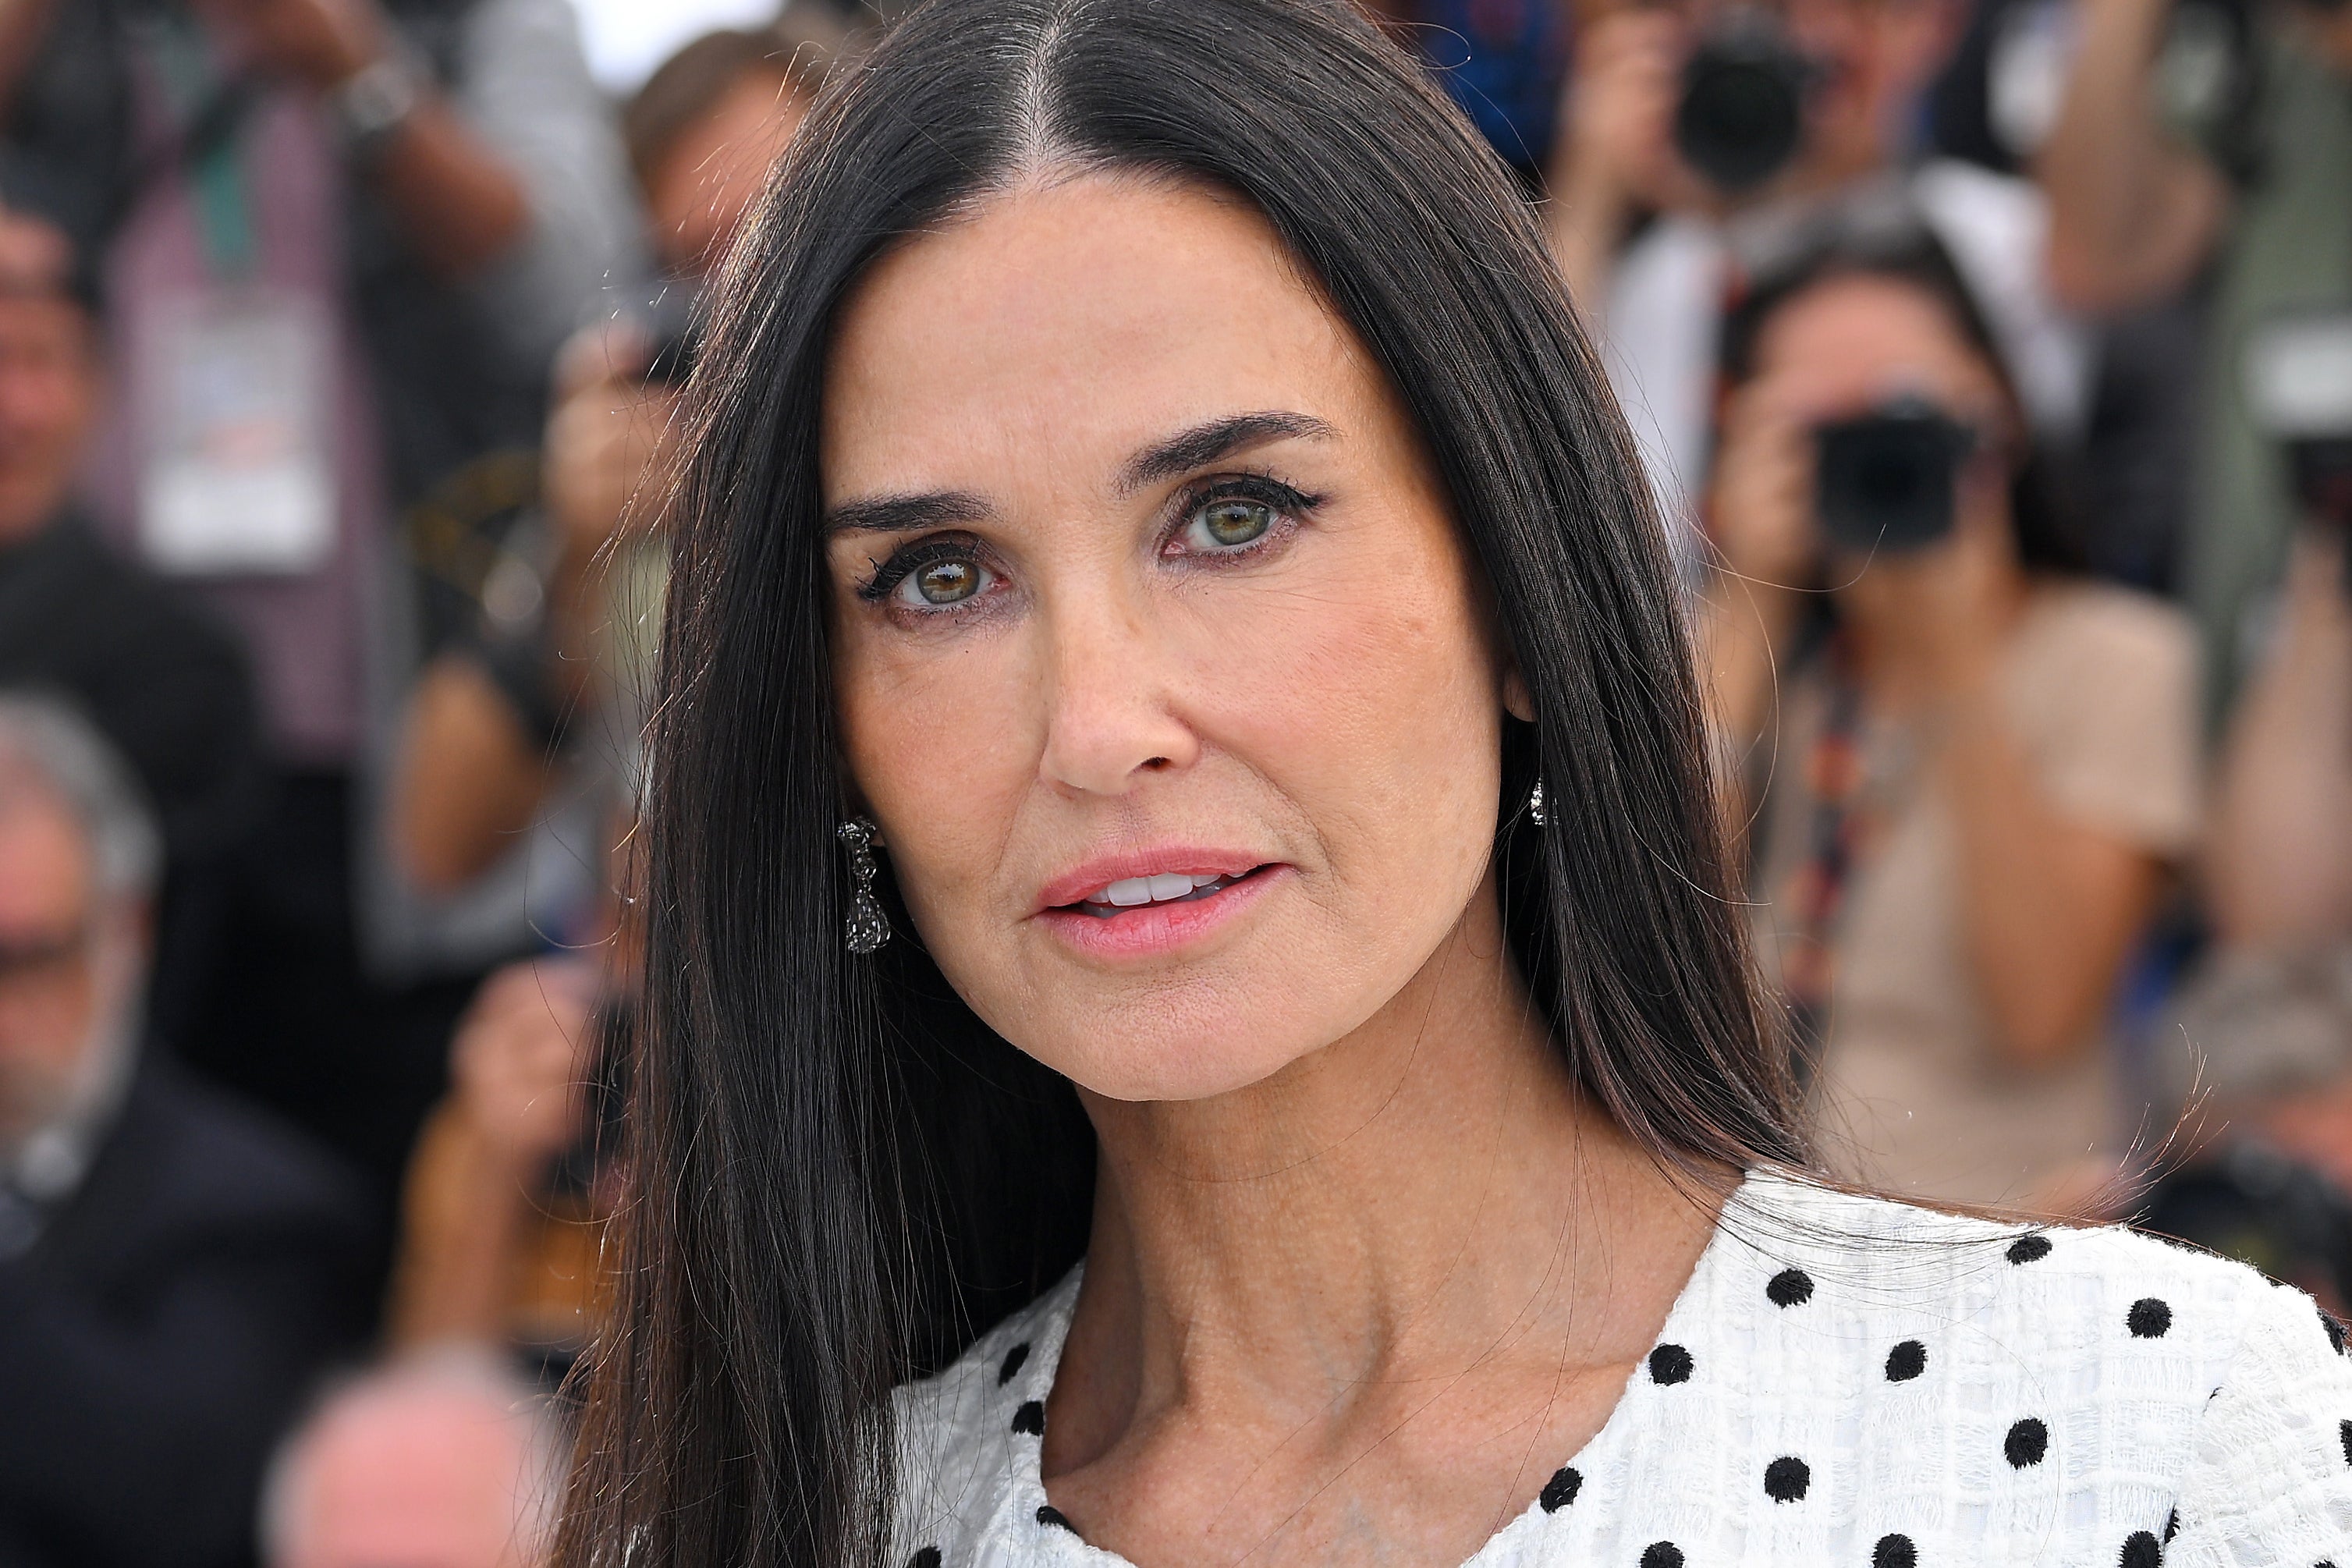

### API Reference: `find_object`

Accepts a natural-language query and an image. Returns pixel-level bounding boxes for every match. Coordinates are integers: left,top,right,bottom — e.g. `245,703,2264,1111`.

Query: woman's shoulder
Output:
1720,1173,2352,1559
1738,1169,2311,1336
2017,578,2199,677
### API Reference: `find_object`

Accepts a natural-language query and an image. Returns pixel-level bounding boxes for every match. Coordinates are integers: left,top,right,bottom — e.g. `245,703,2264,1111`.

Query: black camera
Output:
1675,12,1816,195
2245,312,2352,536
1813,397,1978,555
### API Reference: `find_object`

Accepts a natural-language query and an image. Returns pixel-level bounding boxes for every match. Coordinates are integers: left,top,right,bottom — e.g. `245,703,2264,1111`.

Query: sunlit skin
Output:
822,173,1719,1566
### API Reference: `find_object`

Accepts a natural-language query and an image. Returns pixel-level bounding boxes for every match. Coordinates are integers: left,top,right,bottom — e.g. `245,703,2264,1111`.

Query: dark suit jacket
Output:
0,1058,371,1568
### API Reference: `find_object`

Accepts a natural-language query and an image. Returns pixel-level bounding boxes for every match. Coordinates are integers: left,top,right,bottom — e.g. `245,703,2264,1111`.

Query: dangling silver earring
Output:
1527,778,1547,828
839,817,891,954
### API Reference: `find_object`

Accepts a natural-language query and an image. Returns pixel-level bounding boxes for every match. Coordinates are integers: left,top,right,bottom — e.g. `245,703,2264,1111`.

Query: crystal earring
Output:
1527,778,1547,828
839,817,891,955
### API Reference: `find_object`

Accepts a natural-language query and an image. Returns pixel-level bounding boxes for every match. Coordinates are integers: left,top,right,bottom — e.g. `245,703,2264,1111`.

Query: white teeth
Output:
1084,871,1235,908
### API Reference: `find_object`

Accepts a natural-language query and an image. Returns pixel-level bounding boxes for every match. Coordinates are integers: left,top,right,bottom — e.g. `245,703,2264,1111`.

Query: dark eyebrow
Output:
1116,410,1336,495
822,490,992,537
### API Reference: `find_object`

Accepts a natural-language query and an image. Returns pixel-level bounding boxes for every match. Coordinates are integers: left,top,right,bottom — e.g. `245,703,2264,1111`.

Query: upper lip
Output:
1034,848,1271,912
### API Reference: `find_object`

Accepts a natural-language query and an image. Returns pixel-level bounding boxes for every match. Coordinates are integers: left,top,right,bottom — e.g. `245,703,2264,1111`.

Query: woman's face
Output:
822,175,1520,1103
1749,271,2010,433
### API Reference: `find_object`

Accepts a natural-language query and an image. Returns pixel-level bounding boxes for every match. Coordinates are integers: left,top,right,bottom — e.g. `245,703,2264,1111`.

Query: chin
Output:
995,970,1364,1105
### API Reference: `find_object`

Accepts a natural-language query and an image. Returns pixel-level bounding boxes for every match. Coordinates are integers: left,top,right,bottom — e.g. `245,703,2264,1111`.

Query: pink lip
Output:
1031,848,1290,962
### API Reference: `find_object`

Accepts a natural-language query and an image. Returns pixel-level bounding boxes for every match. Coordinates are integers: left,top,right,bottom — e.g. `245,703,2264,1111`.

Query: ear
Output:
1503,664,1534,723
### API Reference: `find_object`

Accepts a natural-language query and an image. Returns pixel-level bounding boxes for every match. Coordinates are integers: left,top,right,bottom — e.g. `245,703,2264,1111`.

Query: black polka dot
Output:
2007,1233,2052,1265
1767,1268,1815,1307
1538,1466,1581,1512
2127,1298,2173,1339
999,1343,1031,1385
1885,1339,1928,1382
2164,1509,2178,1542
2323,1308,2347,1355
1036,1504,1075,1532
1640,1545,1683,1568
2340,1419,2352,1467
1872,1535,1917,1568
1648,1344,1694,1385
1763,1455,1810,1502
1011,1399,1045,1436
2120,1531,2162,1568
2005,1417,2049,1468
909,1551,942,1568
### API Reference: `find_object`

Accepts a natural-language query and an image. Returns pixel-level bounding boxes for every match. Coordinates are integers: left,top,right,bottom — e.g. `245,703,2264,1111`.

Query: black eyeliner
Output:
856,532,988,603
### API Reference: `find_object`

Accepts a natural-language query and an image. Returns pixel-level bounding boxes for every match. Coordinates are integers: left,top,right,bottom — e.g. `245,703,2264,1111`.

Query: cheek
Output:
836,627,1041,923
1187,516,1504,883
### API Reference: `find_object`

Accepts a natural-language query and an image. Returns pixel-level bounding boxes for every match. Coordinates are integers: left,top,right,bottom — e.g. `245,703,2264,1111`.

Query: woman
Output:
562,3,2352,1565
1698,209,2201,1211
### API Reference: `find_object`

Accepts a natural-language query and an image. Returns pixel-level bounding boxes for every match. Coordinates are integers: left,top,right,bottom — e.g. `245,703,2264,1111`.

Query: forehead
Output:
820,173,1364,498
1755,271,1982,371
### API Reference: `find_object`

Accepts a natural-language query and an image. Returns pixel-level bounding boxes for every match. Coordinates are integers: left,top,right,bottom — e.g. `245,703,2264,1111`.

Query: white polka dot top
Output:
890,1171,2352,1566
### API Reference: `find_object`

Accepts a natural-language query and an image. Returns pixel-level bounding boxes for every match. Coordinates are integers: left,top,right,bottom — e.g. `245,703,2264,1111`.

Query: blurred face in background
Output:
271,1378,548,1568
1740,268,2020,604
647,65,812,278
0,216,98,548
0,769,110,1152
1776,0,1964,181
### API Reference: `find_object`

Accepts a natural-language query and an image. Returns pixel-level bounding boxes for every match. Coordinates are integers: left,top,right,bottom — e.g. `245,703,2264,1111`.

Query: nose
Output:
1035,594,1199,799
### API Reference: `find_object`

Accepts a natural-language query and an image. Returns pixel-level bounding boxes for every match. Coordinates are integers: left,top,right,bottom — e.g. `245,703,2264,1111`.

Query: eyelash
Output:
853,473,1325,615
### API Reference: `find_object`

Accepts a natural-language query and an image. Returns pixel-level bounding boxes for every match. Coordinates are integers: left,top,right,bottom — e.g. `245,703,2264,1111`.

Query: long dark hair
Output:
563,2,1807,1563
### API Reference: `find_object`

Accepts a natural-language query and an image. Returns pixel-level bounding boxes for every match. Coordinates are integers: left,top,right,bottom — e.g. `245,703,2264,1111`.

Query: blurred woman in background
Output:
1699,203,2201,1210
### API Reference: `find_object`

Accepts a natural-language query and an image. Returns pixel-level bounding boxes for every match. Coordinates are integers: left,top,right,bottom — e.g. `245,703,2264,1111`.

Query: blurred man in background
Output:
0,0,644,1231
0,201,263,1047
0,694,366,1568
262,1353,559,1568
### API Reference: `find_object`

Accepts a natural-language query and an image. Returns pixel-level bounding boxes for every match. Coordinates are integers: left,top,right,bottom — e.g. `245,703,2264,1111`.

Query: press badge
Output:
137,287,336,576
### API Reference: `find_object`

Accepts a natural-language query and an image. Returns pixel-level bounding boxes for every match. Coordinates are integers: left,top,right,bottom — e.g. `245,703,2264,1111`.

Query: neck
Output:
1050,876,1728,1471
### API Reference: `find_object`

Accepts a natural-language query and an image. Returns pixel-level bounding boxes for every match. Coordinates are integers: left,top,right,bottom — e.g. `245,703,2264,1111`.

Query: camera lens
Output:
1675,16,1813,193
1814,399,1977,554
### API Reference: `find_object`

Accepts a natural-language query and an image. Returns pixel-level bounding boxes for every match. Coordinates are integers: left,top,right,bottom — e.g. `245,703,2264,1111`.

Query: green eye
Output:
1194,498,1273,548
899,555,987,606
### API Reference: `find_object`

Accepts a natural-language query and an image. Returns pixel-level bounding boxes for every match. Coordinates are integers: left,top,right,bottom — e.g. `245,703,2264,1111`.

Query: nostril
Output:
1141,756,1172,771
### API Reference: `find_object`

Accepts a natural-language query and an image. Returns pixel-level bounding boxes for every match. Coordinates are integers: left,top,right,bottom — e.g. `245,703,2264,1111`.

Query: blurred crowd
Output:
2,0,2351,1562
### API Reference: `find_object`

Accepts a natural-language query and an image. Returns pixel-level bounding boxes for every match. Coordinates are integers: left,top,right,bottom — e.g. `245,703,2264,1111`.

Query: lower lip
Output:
1034,866,1290,960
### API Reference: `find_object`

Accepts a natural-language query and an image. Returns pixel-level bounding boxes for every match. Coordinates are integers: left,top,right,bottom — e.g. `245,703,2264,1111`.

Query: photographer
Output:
1699,214,2199,1208
2040,0,2352,708
1547,0,2084,555
391,20,849,894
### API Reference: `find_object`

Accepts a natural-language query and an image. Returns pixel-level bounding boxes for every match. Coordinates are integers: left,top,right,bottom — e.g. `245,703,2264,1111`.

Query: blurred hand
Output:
1708,374,1820,593
447,957,599,1177
193,0,388,90
1559,10,1705,212
542,323,680,564
1835,456,2018,690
